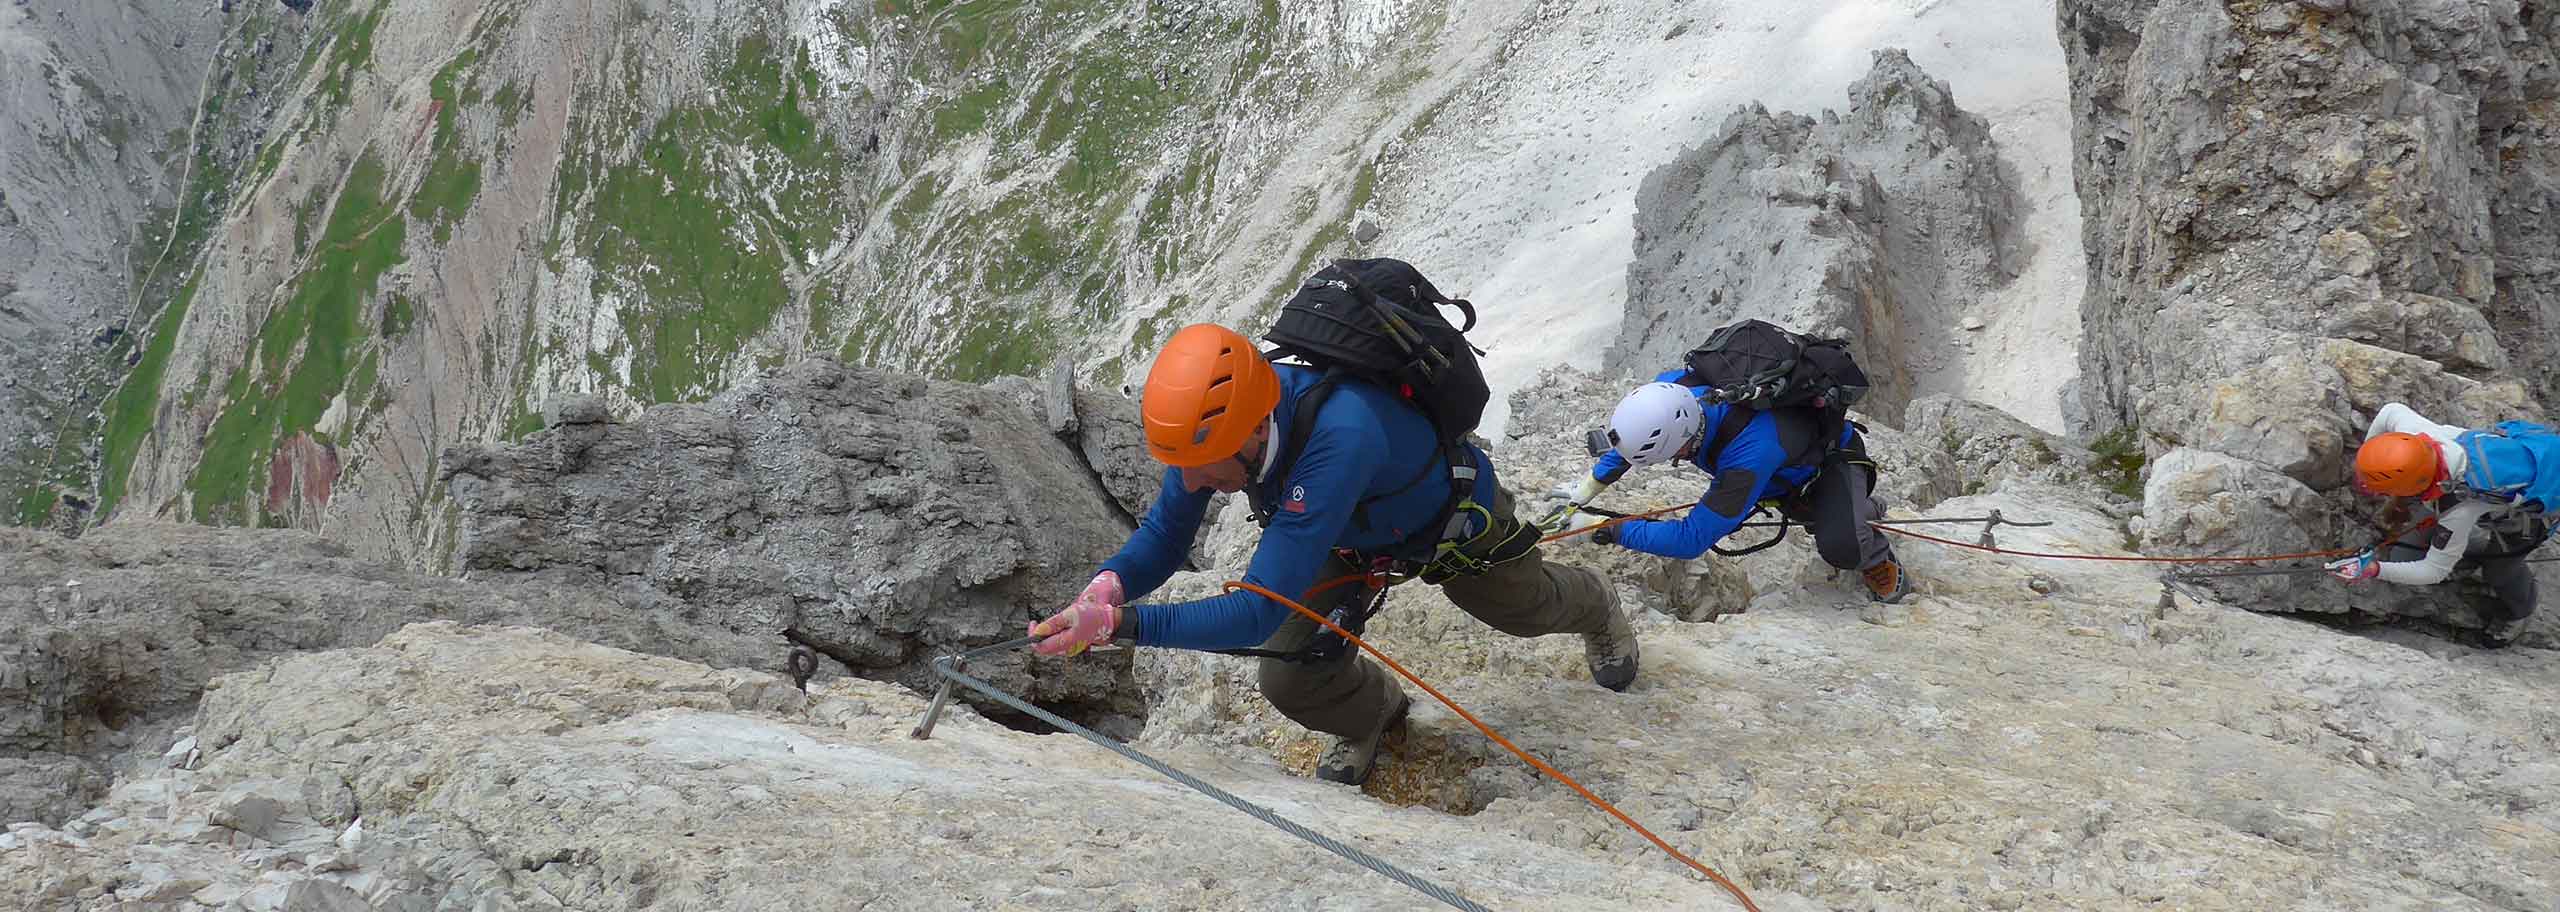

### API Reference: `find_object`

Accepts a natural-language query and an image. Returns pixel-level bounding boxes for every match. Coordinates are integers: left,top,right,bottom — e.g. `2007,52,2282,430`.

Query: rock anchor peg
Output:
1978,509,2003,550
912,655,967,740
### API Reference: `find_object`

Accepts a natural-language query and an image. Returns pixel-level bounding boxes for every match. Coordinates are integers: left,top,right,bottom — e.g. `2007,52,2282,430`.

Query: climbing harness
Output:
910,636,1494,912
1213,558,1405,664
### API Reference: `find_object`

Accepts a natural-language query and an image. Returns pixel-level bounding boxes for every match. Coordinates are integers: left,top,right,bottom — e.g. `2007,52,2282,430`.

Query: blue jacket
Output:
1101,365,1496,651
1587,368,1848,560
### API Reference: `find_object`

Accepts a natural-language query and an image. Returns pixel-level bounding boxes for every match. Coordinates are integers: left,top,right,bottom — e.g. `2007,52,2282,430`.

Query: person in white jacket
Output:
2327,402,2557,647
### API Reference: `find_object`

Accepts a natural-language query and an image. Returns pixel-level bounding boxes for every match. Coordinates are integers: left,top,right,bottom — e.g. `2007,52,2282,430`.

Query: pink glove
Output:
1031,571,1124,657
2324,552,2380,584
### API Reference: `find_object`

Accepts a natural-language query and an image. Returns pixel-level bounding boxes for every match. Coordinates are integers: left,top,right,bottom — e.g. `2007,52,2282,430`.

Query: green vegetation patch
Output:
318,3,387,108
188,154,409,521
15,486,57,528
2089,425,2149,500
96,275,204,515
411,50,487,243
557,30,852,402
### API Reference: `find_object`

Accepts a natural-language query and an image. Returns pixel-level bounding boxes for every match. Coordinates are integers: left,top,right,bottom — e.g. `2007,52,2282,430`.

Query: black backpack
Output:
1249,258,1490,554
1678,319,1871,462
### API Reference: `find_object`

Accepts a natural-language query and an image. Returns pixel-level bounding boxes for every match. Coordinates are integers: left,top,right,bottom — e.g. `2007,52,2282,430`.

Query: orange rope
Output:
1222,580,1763,912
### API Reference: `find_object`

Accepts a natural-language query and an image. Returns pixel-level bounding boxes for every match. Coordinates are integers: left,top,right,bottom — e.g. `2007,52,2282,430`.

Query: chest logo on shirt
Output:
1284,485,1308,513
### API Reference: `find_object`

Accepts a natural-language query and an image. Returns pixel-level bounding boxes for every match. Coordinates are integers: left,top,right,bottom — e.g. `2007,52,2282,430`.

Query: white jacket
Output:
2362,403,2530,585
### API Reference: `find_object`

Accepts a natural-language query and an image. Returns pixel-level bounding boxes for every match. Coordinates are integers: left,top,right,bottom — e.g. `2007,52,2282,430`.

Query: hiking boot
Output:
2476,616,2527,650
1862,559,1913,604
1315,691,1410,786
1583,590,1640,693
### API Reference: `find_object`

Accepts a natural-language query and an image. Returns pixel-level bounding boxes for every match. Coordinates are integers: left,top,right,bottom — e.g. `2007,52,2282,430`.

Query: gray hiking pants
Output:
1775,435,1896,571
1253,486,1615,739
2382,515,2543,625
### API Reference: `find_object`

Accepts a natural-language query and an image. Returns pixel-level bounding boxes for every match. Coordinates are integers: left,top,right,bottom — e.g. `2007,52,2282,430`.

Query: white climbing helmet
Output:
1608,382,1703,469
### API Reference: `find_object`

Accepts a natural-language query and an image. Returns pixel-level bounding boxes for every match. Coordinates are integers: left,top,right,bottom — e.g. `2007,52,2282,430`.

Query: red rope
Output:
1566,502,2427,566
1869,524,2361,564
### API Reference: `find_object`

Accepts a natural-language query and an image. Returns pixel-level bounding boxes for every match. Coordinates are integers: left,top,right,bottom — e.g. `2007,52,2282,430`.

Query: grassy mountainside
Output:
20,0,1452,565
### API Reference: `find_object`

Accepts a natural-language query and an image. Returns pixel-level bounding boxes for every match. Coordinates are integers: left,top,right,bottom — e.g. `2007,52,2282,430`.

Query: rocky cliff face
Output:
6,0,1488,567
444,357,1146,729
0,356,1160,827
1612,50,2029,426
7,368,2555,911
2059,0,2559,623
0,2,222,527
0,522,781,827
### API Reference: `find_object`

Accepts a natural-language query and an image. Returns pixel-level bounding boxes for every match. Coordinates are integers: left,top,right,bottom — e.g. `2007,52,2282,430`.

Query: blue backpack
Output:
2456,420,2560,512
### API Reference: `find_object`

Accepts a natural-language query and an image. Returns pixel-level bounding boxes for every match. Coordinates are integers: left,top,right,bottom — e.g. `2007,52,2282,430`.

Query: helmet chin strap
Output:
1251,414,1281,483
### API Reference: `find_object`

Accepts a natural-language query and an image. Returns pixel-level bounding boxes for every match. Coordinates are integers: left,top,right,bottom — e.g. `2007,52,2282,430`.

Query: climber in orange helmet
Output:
2330,402,2559,648
1028,322,1636,786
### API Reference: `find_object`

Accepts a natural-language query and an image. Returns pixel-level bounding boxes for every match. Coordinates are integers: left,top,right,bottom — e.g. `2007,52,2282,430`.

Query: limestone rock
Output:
1068,385,1162,521
281,880,368,912
1900,396,2119,502
2061,0,2558,633
0,754,107,829
0,522,770,825
1,623,1779,911
1613,49,2026,426
1041,357,1080,438
2132,448,2327,558
443,358,1143,724
539,393,610,429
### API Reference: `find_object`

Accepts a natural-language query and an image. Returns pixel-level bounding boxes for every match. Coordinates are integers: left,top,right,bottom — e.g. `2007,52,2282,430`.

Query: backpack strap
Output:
1248,374,1340,526
1702,404,1828,469
1246,372,1449,539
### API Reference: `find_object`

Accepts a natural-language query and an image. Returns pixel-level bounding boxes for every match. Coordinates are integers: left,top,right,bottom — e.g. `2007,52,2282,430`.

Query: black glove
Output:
1591,524,1619,546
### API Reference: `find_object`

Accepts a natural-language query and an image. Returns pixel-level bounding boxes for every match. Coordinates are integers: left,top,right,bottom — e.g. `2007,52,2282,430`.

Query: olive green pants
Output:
1253,487,1615,739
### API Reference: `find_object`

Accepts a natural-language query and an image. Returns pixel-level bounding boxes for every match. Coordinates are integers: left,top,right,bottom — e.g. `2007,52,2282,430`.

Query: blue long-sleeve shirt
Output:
1100,365,1495,651
1587,369,1843,560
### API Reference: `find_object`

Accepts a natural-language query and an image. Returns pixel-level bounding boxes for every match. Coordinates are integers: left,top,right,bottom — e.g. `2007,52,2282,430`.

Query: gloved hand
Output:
1563,512,1618,546
2323,551,2380,584
1031,571,1124,656
1537,476,1611,531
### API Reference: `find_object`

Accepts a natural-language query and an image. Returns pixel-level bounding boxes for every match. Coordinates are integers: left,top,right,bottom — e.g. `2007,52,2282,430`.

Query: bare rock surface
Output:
0,0,222,509
1612,49,2027,426
0,521,773,826
12,373,2557,910
0,623,1786,911
443,357,1142,726
6,367,2558,910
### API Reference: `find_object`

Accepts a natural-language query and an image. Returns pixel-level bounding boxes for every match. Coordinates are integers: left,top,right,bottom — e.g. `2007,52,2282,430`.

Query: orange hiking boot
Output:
1862,559,1913,604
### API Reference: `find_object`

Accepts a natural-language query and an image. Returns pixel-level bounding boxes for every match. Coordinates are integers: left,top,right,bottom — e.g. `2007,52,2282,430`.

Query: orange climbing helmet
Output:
1139,324,1282,467
2354,432,2444,497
